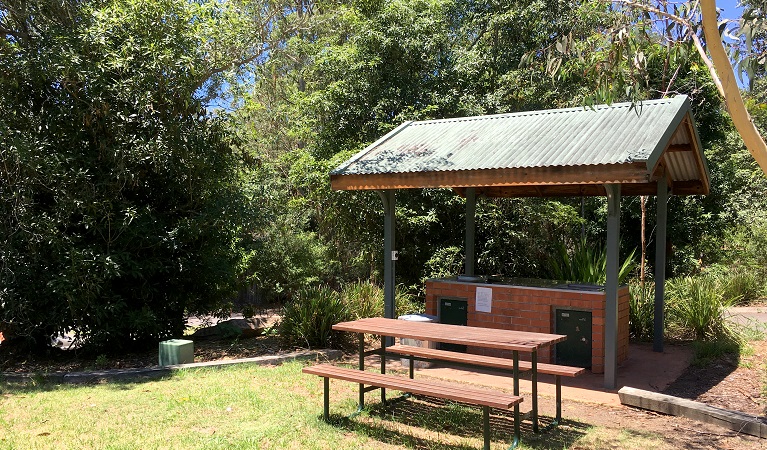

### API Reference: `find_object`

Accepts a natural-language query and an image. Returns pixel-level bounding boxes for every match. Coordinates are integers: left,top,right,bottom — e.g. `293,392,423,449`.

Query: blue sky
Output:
717,0,744,20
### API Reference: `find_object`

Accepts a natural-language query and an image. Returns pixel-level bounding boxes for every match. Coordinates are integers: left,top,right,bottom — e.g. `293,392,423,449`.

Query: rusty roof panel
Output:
332,96,698,179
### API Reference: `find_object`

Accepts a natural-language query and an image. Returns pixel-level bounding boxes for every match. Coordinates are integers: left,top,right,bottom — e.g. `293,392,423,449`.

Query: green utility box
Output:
439,297,467,353
555,309,592,368
159,339,194,366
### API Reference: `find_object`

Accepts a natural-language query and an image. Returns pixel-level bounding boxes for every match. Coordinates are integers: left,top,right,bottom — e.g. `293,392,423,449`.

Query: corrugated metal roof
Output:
332,96,696,176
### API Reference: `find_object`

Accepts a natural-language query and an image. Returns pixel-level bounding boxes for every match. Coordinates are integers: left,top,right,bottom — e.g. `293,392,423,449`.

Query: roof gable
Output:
331,96,710,197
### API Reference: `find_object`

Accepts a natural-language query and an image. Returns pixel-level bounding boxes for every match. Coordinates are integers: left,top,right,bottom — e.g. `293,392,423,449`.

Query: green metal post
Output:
409,356,414,379
380,335,387,404
358,333,365,409
513,350,520,437
604,184,621,389
323,377,330,421
465,187,476,276
654,177,668,352
531,349,538,432
556,376,562,423
483,406,490,450
378,190,396,346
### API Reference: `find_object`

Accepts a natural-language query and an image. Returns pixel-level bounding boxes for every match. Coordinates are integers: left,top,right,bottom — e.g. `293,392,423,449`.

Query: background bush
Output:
278,286,353,350
629,282,656,341
548,239,637,284
666,276,738,341
0,0,254,351
279,281,426,349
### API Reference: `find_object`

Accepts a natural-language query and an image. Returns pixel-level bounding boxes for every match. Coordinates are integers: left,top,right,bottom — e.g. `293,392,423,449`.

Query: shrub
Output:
423,246,464,279
628,282,655,341
340,281,425,318
396,286,426,316
666,276,737,341
279,281,427,349
278,286,352,349
340,281,383,319
718,268,764,305
0,0,252,351
548,238,636,285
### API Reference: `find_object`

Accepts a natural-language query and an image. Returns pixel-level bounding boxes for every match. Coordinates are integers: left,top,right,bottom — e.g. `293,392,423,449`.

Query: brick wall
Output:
424,279,630,373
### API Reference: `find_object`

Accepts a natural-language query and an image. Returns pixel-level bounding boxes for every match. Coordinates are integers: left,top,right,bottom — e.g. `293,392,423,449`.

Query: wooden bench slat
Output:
387,344,586,377
303,364,523,409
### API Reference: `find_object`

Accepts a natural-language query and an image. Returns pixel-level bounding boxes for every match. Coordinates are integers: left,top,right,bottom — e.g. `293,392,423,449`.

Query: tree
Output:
0,0,278,351
540,0,767,175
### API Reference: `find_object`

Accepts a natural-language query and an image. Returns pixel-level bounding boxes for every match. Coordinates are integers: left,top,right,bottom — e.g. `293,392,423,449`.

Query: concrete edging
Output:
0,349,343,383
619,386,767,438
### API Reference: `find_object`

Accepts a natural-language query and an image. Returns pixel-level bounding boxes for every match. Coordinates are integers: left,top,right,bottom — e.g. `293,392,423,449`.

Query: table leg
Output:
532,348,538,433
380,335,387,404
512,350,520,438
358,333,365,410
323,377,330,421
483,406,490,450
556,375,562,423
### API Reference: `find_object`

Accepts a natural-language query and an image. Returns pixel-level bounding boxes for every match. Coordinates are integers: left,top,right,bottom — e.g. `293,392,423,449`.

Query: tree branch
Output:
607,0,725,97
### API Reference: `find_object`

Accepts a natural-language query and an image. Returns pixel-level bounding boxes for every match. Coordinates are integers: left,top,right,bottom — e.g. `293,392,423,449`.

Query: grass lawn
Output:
0,362,672,449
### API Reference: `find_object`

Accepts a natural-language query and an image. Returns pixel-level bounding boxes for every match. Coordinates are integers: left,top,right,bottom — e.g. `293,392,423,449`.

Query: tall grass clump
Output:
628,282,655,341
549,238,636,285
666,276,738,342
278,286,352,349
707,266,765,305
396,285,426,316
340,281,384,319
279,282,427,350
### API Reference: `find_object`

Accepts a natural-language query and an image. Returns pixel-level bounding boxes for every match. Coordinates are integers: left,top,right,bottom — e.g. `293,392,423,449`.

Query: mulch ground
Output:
0,334,287,374
663,339,767,417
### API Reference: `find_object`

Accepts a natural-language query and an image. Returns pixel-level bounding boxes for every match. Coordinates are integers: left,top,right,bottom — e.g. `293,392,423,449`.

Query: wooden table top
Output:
333,317,566,352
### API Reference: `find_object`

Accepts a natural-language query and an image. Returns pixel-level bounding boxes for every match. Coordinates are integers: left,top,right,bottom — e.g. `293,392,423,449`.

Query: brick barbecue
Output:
424,278,630,373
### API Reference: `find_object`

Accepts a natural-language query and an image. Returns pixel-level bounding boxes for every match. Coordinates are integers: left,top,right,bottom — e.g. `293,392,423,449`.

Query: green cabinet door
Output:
439,298,467,353
555,309,592,368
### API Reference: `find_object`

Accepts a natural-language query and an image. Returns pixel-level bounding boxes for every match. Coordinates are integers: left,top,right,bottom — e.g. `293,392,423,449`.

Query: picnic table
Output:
333,317,567,431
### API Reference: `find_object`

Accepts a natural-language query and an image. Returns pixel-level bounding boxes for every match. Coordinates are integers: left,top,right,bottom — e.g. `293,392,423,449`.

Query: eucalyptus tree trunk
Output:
699,0,767,175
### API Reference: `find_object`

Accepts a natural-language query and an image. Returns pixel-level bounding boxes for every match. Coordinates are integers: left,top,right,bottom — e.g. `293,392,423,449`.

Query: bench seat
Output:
303,363,523,449
386,344,585,424
303,364,522,409
387,344,586,377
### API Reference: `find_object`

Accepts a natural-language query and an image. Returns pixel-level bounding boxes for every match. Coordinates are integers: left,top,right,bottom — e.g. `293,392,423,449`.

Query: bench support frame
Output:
394,346,576,434
318,374,520,450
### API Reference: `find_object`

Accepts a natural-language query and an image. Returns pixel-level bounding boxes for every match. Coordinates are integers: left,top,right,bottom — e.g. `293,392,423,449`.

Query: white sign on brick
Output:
475,287,492,313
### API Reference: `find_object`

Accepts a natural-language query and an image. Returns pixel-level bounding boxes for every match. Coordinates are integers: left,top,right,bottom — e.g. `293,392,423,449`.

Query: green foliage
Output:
628,282,655,341
0,0,258,351
690,339,742,367
704,264,765,305
476,198,584,278
548,238,636,285
278,286,353,350
395,285,426,316
340,281,384,319
278,280,425,349
666,276,737,341
423,247,464,279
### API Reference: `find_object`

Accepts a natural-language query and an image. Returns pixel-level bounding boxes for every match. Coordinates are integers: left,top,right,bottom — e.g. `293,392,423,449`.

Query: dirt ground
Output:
1,328,766,449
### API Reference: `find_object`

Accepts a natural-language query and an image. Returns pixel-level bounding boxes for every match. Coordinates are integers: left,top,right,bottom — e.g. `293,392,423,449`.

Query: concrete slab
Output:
728,306,767,328
404,342,694,408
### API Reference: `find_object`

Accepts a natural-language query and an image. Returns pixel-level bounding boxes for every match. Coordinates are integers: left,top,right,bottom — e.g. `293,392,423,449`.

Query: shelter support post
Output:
604,184,621,389
654,178,668,352
465,188,476,276
378,190,397,346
